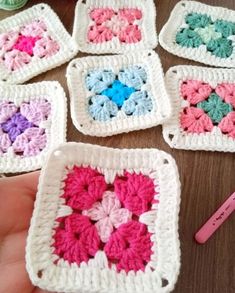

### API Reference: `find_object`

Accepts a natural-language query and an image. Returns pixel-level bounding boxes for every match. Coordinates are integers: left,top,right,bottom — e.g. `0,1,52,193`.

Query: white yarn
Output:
162,65,235,152
0,3,78,84
0,81,67,173
159,0,235,68
66,50,171,137
26,142,181,293
72,0,157,54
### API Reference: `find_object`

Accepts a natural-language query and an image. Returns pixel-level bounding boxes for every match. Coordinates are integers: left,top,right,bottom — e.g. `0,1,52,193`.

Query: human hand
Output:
0,172,52,293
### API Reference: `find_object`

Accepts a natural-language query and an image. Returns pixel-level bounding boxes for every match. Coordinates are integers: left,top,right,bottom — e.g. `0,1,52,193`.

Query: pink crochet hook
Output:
195,192,235,244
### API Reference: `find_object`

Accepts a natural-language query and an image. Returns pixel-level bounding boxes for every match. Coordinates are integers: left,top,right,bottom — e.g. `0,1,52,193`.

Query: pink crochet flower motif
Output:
83,191,132,243
114,171,156,216
180,107,213,133
53,214,100,265
0,128,11,155
0,102,17,123
63,166,107,210
104,221,153,272
0,19,59,71
181,80,212,105
215,83,235,108
218,112,235,138
88,8,142,44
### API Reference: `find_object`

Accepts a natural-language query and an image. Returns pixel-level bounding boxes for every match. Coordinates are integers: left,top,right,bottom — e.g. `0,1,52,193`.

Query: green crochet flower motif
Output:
207,38,233,58
176,28,203,48
214,20,235,38
185,13,212,29
195,25,222,44
197,93,232,124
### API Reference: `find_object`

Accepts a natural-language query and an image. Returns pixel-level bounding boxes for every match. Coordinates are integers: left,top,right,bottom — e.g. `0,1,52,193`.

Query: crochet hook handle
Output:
195,192,235,244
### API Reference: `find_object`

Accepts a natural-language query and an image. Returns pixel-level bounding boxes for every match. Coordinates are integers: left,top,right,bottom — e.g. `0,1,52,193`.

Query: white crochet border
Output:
26,142,181,293
0,81,67,173
159,0,235,68
73,0,157,54
162,65,235,152
0,3,78,84
66,50,171,137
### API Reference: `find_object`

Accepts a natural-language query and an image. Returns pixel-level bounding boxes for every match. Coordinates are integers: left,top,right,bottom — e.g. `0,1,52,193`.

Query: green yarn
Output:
197,93,232,124
214,20,235,38
185,13,212,29
207,37,233,58
0,0,28,10
195,25,222,44
176,28,203,48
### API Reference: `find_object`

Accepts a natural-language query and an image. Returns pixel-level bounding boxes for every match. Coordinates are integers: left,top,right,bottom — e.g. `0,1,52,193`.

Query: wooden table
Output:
1,1,235,292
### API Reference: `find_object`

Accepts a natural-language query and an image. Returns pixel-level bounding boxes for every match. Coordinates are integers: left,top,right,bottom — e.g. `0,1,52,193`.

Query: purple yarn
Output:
1,112,34,142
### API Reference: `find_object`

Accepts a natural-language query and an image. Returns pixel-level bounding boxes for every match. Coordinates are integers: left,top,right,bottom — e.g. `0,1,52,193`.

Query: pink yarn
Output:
13,35,40,56
20,99,51,126
53,214,100,265
83,191,132,243
12,127,47,156
88,8,142,43
218,112,235,138
181,80,212,105
3,49,31,71
114,172,155,216
0,31,19,51
180,107,214,133
33,37,60,58
63,166,107,210
0,129,11,154
104,221,152,272
20,20,47,37
0,102,17,123
215,83,235,108
90,8,115,24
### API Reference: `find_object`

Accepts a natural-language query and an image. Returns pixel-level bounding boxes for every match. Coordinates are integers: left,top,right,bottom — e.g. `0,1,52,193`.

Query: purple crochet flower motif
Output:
12,127,47,156
1,112,34,142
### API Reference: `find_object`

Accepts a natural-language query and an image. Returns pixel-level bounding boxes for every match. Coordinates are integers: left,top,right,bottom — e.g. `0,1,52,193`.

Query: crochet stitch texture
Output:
67,51,171,136
0,81,67,173
163,66,235,152
0,3,78,84
159,1,235,67
26,142,181,293
73,0,157,54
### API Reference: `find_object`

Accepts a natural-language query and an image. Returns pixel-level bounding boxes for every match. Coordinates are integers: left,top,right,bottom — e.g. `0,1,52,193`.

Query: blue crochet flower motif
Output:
86,66,153,121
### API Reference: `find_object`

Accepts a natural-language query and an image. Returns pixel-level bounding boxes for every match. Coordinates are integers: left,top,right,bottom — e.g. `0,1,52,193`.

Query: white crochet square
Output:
0,3,78,84
159,1,235,68
0,81,67,173
66,50,171,136
163,66,235,152
73,0,157,54
26,142,181,293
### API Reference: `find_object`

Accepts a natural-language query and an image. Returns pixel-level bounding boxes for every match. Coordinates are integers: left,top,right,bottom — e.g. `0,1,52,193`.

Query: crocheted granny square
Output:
0,3,78,84
159,1,235,68
163,66,235,152
66,51,171,136
73,0,157,54
26,142,181,293
0,81,67,173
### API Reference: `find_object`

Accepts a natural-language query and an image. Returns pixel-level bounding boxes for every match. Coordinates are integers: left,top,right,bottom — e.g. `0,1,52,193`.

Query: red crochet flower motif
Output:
114,171,155,216
63,166,107,210
181,80,212,105
88,8,142,44
104,221,153,272
180,107,213,133
53,214,100,264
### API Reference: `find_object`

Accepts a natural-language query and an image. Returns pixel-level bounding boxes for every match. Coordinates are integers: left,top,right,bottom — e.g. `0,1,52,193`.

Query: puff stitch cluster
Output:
26,143,181,293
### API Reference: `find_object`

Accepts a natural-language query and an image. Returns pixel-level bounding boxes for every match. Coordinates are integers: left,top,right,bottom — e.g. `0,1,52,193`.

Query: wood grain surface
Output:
1,1,235,292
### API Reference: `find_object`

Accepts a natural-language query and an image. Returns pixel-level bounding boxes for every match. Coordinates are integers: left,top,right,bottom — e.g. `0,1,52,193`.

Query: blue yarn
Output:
86,70,115,94
122,91,153,116
118,66,147,90
101,80,136,107
88,95,118,121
